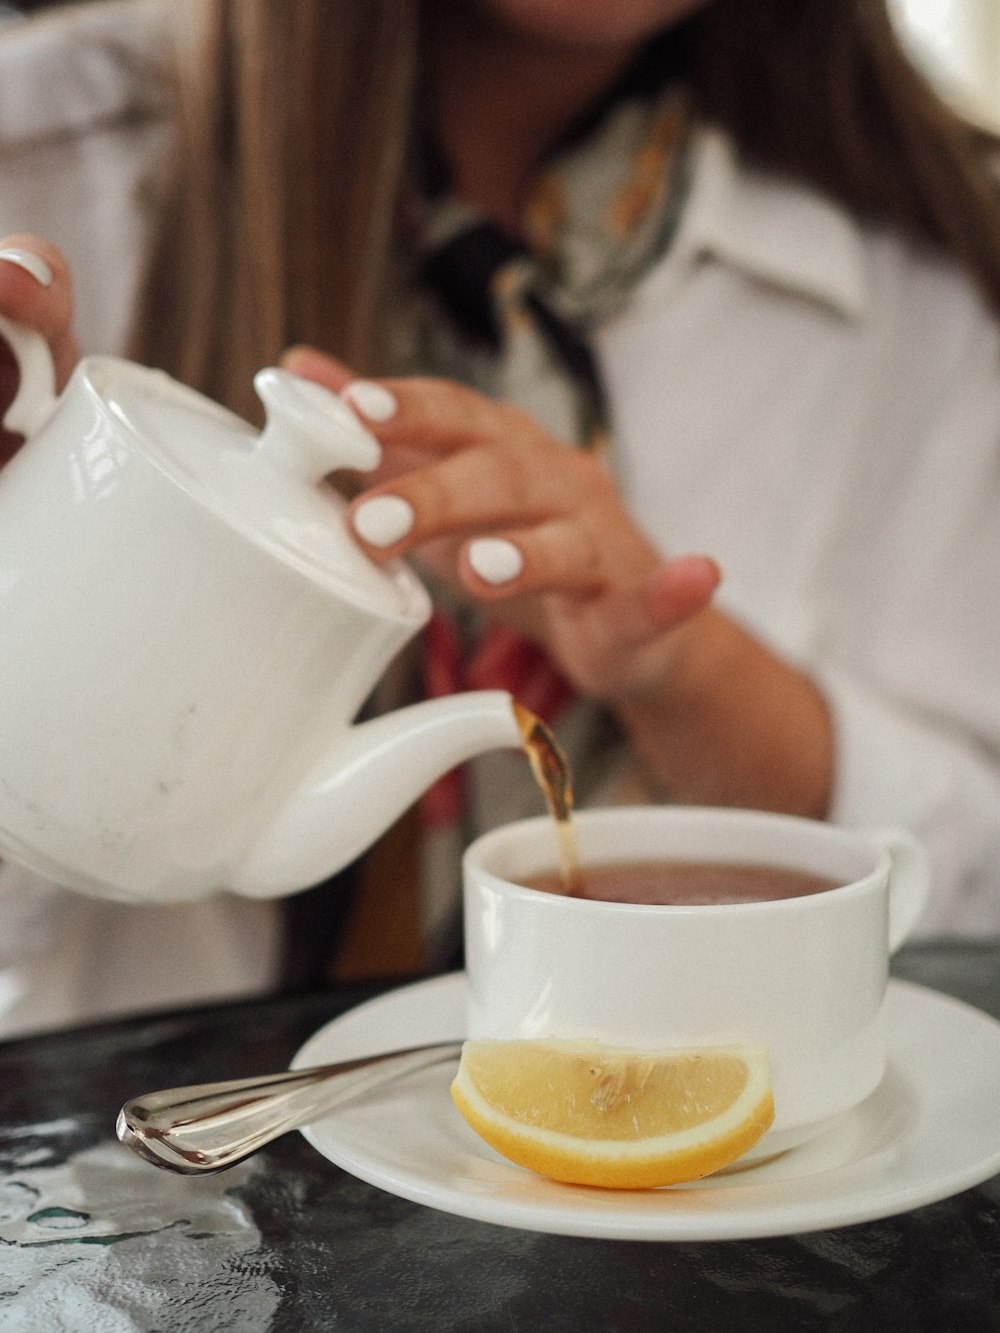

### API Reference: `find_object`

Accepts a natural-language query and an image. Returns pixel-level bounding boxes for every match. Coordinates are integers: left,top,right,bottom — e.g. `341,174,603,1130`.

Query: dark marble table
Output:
2,942,999,1331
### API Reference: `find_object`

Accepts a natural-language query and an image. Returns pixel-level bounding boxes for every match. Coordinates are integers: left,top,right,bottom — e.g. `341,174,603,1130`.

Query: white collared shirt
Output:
601,128,1000,936
0,2,998,1035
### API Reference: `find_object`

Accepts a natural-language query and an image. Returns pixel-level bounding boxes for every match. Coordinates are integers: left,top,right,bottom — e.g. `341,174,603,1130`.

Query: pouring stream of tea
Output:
514,701,583,895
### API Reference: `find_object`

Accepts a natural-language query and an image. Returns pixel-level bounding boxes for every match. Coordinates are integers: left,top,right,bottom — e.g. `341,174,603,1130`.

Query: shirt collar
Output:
673,126,870,321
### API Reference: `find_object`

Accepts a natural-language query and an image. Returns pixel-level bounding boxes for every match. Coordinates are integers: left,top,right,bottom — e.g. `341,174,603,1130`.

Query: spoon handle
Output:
117,1039,463,1174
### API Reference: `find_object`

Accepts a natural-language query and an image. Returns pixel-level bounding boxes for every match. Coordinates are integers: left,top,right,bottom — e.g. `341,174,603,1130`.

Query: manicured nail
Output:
353,494,415,547
342,380,398,422
468,538,524,585
0,247,53,287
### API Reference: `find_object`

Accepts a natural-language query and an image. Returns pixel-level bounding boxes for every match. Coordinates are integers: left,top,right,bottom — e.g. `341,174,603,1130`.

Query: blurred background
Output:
891,0,1000,131
0,1,996,133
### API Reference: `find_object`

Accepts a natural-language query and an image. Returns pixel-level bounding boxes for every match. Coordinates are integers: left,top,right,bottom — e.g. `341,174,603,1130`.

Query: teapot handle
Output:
0,313,59,438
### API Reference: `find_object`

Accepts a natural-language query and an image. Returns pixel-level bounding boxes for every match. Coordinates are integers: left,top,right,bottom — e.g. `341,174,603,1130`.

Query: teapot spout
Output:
230,690,523,898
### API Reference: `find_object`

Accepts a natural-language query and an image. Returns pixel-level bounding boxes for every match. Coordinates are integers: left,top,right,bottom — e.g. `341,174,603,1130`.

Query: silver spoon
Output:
117,1039,463,1174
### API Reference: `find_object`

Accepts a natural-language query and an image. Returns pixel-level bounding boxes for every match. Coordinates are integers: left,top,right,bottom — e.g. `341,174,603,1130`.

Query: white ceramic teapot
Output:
0,317,525,902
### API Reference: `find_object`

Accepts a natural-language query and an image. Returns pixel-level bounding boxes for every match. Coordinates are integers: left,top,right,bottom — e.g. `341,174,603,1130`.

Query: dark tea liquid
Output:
521,859,840,905
514,701,840,905
514,701,582,894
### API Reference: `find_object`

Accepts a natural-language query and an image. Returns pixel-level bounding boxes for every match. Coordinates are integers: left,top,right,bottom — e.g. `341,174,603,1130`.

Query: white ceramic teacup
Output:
462,805,930,1158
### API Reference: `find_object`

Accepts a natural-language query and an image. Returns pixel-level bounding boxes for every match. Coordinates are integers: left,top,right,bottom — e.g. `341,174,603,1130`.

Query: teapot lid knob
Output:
252,367,381,482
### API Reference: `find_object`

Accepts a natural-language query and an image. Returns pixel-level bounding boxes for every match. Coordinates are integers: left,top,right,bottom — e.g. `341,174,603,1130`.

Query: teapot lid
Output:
96,360,430,625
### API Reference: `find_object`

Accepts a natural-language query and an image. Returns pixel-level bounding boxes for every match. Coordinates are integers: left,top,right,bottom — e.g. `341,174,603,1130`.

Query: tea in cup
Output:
462,805,930,1158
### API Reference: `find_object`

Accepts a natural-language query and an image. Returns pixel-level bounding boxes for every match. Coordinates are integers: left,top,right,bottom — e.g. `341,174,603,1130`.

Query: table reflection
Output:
0,944,998,1331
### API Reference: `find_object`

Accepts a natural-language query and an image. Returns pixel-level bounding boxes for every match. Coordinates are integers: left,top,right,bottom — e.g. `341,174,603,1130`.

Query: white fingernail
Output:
0,247,53,287
342,381,398,422
469,538,524,585
353,494,415,547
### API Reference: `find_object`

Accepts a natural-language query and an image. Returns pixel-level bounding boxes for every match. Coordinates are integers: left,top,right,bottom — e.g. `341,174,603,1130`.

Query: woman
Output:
0,0,998,1034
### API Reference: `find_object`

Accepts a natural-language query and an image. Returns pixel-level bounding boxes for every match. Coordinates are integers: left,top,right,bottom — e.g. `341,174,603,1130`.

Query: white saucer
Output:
292,974,1000,1241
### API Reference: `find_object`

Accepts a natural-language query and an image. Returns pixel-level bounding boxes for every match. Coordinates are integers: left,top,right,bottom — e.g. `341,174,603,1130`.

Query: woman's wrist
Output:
608,607,834,819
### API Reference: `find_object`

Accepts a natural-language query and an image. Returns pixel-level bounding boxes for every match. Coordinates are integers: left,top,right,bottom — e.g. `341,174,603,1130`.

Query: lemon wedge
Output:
451,1038,774,1189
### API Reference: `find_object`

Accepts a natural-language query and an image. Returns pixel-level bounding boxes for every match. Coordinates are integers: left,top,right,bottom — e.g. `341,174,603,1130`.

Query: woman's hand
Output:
285,345,834,819
0,235,78,468
282,346,720,704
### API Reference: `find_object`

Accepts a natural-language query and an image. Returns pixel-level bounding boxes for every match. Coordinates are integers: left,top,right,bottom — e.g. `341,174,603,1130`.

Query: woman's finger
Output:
488,540,717,625
340,376,541,455
0,237,78,464
643,555,723,628
458,517,649,597
280,344,355,393
283,346,547,457
0,235,77,387
565,554,722,655
349,444,609,554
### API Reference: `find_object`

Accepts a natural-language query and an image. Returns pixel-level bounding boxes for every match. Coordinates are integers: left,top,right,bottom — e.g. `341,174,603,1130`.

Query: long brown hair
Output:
130,0,1000,418
680,0,1000,312
131,0,419,418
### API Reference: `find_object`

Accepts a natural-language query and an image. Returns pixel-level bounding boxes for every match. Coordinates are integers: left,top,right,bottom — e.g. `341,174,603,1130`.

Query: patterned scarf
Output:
383,76,696,966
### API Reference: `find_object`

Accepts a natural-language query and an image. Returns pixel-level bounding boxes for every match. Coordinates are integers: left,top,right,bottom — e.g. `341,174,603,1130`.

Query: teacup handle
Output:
0,312,59,438
874,826,932,952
